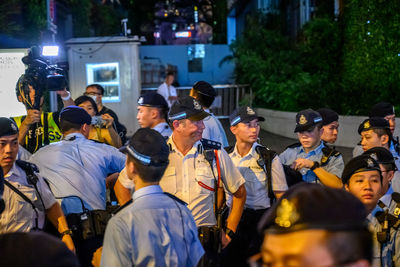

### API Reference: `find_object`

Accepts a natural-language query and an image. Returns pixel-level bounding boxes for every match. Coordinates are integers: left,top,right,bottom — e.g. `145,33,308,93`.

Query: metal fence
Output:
142,84,251,119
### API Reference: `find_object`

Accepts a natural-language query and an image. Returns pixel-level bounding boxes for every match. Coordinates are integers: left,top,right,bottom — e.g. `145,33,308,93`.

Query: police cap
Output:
0,118,18,138
363,147,396,169
258,183,368,234
168,96,209,121
120,128,169,167
192,81,217,97
341,155,381,185
59,106,91,125
294,109,323,133
357,117,390,135
229,106,265,126
137,92,168,109
369,102,395,118
316,108,339,126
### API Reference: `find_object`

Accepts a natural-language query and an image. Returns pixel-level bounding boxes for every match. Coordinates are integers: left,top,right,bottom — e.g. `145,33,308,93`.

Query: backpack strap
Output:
321,145,341,166
255,145,277,205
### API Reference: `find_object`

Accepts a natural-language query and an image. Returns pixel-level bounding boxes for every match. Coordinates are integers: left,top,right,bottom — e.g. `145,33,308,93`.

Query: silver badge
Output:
138,97,144,105
193,99,202,110
367,158,374,167
247,107,255,115
370,153,377,161
11,123,17,132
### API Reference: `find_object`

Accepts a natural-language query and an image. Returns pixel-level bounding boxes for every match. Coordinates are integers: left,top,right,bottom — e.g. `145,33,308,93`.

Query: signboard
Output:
0,50,28,117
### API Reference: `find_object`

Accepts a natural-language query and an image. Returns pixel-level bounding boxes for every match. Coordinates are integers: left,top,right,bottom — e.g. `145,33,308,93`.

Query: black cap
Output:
168,96,209,121
342,155,381,185
229,106,265,126
363,147,396,168
294,109,323,133
59,106,92,125
357,117,390,135
369,102,395,118
120,128,169,167
258,183,368,234
137,92,168,109
193,81,217,97
0,118,18,138
316,108,339,126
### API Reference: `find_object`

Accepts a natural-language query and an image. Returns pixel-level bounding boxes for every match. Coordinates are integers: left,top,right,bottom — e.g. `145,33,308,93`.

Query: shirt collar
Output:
232,142,258,159
299,141,324,155
4,162,20,179
132,185,163,201
380,186,393,207
153,122,169,132
63,133,86,140
168,135,199,156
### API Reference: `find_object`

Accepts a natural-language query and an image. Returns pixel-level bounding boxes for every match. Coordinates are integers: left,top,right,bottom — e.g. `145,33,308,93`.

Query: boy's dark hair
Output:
127,155,168,183
59,120,82,133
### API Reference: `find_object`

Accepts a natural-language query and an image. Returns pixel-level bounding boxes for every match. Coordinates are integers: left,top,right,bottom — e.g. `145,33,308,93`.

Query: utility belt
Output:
198,226,221,253
59,196,119,241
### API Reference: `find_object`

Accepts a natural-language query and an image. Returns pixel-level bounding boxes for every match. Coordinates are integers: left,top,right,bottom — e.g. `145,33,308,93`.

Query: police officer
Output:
0,117,75,251
99,128,204,267
279,109,344,188
343,155,400,266
116,96,246,265
317,107,339,144
13,75,75,153
190,81,229,147
136,92,172,138
29,106,126,266
357,117,392,156
258,183,372,267
353,102,398,158
221,106,288,266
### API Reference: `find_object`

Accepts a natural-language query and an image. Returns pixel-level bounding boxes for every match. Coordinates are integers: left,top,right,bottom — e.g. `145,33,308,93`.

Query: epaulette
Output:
112,199,133,215
285,142,302,149
200,138,222,150
224,145,235,154
163,192,187,206
16,160,39,173
322,145,341,158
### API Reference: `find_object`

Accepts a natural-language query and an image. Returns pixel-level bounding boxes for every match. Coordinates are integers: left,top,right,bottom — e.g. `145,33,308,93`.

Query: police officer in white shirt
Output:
222,106,288,266
157,71,178,108
0,117,75,252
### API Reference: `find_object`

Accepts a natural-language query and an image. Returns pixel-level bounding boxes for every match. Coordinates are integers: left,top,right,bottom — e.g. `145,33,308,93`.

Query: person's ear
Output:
344,183,350,192
230,125,238,135
381,135,389,146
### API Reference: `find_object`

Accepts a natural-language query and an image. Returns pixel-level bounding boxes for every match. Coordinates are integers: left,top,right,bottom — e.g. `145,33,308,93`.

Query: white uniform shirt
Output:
152,122,172,138
0,163,56,233
117,136,245,227
228,143,288,209
202,110,229,147
157,82,177,108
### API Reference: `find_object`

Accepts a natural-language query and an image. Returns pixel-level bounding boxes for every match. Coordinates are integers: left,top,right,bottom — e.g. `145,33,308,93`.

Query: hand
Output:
56,88,68,98
291,158,314,170
221,229,232,249
22,109,41,126
61,234,76,253
101,114,114,128
92,246,103,267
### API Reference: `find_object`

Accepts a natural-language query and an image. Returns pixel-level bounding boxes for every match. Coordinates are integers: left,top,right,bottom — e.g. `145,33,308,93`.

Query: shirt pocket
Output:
160,166,177,194
14,186,37,224
243,167,266,196
195,167,216,195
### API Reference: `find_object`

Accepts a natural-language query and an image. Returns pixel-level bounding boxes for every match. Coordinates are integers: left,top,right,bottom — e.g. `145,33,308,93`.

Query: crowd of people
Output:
0,72,400,267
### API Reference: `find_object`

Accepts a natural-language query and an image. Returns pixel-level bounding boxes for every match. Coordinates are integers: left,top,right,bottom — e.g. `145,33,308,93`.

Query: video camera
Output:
16,46,67,110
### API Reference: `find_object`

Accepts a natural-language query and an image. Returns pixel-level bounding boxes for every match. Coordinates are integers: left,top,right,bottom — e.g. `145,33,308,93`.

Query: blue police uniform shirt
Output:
202,110,229,147
279,142,344,183
101,185,204,267
29,133,126,214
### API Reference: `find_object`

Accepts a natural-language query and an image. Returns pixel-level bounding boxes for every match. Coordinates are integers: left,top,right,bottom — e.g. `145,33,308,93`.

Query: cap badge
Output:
367,158,374,167
247,107,255,115
299,115,307,125
370,153,377,161
364,120,370,129
193,99,202,110
11,123,17,132
138,97,144,105
275,199,299,228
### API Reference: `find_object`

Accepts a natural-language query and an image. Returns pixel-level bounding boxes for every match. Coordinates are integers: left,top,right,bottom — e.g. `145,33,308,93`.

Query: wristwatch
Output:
225,228,236,239
61,229,73,236
310,161,320,170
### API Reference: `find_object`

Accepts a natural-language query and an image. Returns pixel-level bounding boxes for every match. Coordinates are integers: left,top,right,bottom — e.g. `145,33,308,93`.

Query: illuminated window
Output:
86,62,120,102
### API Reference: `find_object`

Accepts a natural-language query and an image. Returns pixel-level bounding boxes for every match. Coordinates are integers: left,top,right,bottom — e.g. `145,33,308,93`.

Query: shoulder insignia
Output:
112,199,133,215
285,142,302,149
200,138,221,150
322,145,341,158
224,145,235,154
16,160,39,173
163,192,187,206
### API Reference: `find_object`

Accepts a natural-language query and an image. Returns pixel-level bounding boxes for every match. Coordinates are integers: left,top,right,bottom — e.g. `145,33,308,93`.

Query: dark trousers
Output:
198,226,221,267
220,208,268,267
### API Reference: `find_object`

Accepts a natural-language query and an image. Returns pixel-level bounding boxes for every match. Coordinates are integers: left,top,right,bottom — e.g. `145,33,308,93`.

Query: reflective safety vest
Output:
12,112,62,153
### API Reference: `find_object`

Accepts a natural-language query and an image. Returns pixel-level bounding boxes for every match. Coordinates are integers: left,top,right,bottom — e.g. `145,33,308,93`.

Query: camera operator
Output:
75,95,122,148
84,84,127,143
